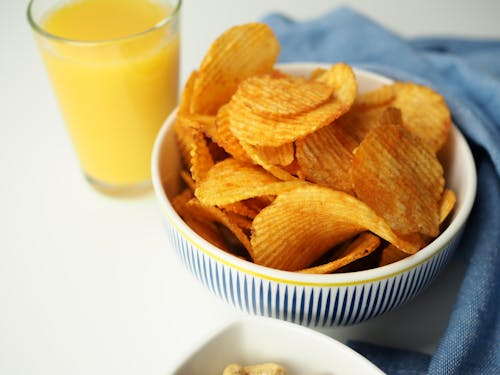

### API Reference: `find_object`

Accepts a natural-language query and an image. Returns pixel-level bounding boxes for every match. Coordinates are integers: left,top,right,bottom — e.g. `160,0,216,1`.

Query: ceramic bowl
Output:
170,316,384,374
152,63,476,327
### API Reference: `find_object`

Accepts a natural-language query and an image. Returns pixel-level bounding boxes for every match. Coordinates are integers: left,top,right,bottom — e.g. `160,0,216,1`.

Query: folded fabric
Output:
262,7,500,375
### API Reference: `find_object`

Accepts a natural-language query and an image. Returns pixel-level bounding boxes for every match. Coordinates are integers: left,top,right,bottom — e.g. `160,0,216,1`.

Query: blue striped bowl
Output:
152,64,477,327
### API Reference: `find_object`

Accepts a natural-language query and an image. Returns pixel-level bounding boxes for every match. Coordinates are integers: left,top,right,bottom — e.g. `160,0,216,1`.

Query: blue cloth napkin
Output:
262,7,500,375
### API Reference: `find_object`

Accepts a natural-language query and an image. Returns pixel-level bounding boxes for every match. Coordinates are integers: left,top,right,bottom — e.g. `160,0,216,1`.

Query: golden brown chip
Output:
295,123,354,193
378,106,403,126
353,85,395,110
225,211,253,231
282,158,307,180
175,118,196,169
171,189,229,250
298,233,381,274
240,141,296,181
195,158,306,206
242,196,274,217
175,114,215,182
377,189,455,267
184,215,230,252
190,131,214,183
333,107,387,151
378,245,410,267
214,105,252,162
251,185,418,271
175,116,214,183
246,142,295,167
171,188,194,216
439,188,457,224
178,70,198,115
186,198,253,257
222,201,260,219
228,63,357,146
352,122,444,237
309,67,327,80
234,74,333,118
391,82,451,152
190,23,280,115
180,114,217,134
223,363,285,375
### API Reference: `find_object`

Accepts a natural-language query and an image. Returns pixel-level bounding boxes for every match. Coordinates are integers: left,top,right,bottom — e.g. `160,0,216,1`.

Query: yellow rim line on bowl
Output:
163,207,450,287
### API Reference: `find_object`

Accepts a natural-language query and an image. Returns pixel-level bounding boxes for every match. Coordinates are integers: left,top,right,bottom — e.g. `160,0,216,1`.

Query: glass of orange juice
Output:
28,0,181,195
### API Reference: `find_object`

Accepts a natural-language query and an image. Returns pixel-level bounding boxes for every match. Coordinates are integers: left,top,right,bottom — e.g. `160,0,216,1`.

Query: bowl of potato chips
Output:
152,23,476,327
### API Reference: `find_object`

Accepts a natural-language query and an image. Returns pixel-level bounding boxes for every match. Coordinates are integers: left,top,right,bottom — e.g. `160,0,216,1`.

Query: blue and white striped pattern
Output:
165,220,463,327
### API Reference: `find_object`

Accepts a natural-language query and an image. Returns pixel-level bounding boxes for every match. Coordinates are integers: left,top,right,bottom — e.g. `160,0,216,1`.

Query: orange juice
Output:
34,0,180,188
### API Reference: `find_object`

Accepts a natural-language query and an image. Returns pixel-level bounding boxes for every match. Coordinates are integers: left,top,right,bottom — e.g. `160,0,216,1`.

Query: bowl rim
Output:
152,63,477,286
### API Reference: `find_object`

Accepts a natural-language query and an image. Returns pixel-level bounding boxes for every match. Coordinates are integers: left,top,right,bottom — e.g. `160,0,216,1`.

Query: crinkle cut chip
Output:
352,122,444,237
190,23,280,115
251,185,418,271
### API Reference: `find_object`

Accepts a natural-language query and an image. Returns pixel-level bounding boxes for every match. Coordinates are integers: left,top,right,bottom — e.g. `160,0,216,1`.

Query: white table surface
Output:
1,0,499,374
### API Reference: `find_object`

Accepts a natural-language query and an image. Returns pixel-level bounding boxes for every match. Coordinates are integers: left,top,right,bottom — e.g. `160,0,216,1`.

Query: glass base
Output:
85,175,152,197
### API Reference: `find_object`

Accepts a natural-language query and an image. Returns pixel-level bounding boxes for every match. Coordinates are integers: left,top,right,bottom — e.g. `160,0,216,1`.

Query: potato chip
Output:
353,84,395,110
333,107,387,151
243,196,275,215
186,198,253,257
251,185,418,271
295,123,354,193
309,67,326,80
378,245,410,267
352,121,444,237
298,233,381,274
391,82,451,152
225,211,253,231
171,189,229,251
378,189,456,267
178,71,198,115
223,363,285,375
180,114,217,134
214,105,252,162
190,130,214,183
245,142,295,167
240,141,296,181
190,23,280,115
171,188,194,216
381,187,457,265
222,201,260,219
228,63,357,146
195,158,306,206
378,190,455,267
174,114,215,183
439,188,456,224
378,106,403,126
233,74,333,118
282,159,307,180
183,215,230,252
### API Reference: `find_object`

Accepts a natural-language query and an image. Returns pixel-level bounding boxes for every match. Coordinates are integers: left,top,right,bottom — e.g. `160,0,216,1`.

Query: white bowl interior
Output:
171,317,384,375
152,63,476,285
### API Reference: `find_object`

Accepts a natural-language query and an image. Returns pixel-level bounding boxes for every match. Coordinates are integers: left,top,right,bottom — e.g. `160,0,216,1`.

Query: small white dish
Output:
170,316,385,374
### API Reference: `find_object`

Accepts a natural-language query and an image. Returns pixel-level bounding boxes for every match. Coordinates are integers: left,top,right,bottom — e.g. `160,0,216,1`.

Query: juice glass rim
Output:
27,0,182,45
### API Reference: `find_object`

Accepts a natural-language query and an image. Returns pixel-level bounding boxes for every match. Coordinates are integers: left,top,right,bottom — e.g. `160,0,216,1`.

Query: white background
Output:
1,0,499,374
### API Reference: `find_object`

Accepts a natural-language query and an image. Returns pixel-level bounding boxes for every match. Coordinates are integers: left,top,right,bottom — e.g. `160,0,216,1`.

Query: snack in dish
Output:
169,22,454,273
223,363,285,375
